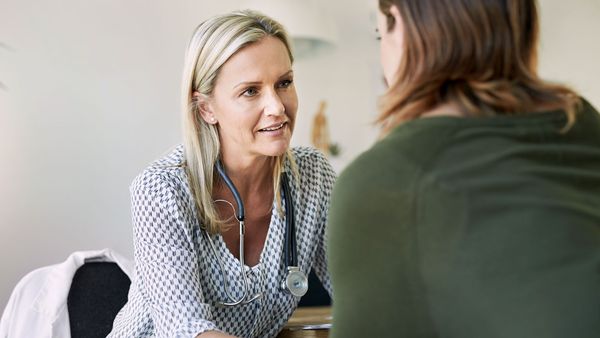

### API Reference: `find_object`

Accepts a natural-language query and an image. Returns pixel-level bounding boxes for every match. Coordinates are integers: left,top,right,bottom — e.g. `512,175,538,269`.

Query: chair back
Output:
67,262,131,338
298,270,331,307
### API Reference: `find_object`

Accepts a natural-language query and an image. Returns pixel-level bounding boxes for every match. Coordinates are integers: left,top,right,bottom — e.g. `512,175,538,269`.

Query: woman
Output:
109,10,335,338
328,1,600,337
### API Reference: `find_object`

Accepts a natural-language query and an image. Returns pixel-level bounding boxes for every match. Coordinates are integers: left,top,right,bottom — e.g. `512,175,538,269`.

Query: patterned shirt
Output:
108,146,336,338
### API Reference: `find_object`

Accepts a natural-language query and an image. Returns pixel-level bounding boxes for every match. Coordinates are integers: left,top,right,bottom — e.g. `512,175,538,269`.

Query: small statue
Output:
311,100,330,156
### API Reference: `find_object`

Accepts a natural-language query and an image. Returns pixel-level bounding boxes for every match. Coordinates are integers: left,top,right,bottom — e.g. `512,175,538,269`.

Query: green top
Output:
327,99,600,338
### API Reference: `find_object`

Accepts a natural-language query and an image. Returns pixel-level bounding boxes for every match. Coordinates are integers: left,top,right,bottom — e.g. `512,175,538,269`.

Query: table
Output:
277,306,332,338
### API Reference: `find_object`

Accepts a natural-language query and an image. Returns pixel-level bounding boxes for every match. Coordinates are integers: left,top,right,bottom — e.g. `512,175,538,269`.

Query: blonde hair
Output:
377,0,580,134
181,10,296,234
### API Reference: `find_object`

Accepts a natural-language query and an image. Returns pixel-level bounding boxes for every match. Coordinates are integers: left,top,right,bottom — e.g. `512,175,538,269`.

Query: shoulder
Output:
329,121,460,238
290,146,331,170
572,97,600,134
335,119,461,199
289,146,336,188
130,145,189,197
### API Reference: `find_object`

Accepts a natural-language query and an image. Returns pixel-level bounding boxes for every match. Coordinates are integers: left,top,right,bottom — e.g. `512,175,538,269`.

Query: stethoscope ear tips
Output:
282,266,308,298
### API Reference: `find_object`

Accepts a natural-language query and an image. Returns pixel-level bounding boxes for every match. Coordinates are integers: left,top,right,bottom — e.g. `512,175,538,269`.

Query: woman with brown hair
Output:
327,1,600,337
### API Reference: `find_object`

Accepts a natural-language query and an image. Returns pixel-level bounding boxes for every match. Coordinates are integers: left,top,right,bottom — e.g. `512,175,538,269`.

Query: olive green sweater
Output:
328,99,600,338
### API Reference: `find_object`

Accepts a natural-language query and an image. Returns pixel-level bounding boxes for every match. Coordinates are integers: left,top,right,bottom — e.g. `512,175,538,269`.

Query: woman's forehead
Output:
217,37,292,84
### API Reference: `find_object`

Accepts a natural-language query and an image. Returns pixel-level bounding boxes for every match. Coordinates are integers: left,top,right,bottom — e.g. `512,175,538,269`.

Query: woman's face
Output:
201,36,297,160
377,5,405,86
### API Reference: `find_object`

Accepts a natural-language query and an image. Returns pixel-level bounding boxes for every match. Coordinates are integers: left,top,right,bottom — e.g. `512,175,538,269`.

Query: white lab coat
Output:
0,248,133,338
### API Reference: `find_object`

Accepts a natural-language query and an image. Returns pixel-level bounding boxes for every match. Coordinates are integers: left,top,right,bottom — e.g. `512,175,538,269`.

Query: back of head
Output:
180,10,294,234
378,0,579,133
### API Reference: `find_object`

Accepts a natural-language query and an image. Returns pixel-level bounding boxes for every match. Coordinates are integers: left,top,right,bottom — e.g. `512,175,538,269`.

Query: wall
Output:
1,0,599,311
538,0,600,103
0,0,245,311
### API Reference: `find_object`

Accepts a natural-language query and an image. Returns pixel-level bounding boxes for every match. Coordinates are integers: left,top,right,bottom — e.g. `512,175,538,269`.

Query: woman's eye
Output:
278,79,293,89
242,87,259,97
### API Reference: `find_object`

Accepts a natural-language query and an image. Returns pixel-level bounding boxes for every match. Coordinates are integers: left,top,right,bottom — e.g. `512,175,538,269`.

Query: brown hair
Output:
377,0,579,134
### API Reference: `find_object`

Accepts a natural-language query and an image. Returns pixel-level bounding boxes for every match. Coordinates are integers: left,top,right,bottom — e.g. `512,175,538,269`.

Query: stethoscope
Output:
205,160,308,307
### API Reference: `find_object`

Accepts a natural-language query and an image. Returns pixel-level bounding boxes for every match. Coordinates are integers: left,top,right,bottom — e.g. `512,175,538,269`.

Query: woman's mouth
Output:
258,122,287,132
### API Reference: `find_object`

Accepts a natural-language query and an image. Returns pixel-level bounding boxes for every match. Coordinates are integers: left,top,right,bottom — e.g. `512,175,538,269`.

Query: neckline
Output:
382,109,573,141
215,197,279,270
400,108,567,129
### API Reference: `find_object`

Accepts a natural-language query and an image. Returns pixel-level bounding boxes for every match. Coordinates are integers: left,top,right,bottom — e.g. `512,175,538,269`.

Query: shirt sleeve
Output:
308,151,337,296
129,170,220,338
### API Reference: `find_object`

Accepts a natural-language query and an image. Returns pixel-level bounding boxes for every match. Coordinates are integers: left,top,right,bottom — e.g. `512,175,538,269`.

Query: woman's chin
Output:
259,141,291,157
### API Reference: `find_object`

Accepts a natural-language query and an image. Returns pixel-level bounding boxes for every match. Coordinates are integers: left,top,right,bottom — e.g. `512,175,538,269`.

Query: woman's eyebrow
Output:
233,80,261,90
232,70,294,90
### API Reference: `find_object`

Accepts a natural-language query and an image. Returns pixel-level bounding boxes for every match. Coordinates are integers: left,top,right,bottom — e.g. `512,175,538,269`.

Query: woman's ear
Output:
388,4,404,47
193,91,218,125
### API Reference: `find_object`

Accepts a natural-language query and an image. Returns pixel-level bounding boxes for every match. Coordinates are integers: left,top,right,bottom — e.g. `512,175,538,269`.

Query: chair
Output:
67,262,131,338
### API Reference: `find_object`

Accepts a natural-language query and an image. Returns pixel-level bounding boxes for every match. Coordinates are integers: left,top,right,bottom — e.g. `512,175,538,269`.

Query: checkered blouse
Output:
108,146,335,338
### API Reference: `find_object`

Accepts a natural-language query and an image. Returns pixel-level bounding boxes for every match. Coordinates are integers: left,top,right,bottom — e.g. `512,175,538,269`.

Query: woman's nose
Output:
264,90,285,116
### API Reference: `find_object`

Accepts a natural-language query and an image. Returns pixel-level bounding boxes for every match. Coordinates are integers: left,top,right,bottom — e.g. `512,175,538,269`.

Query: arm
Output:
130,171,223,337
326,150,422,338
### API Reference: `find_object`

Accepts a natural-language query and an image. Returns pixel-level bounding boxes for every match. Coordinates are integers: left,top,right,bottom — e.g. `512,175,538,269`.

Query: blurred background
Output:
0,0,599,310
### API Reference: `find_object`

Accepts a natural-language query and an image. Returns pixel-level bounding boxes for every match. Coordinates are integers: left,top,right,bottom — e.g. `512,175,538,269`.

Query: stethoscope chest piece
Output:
282,266,308,297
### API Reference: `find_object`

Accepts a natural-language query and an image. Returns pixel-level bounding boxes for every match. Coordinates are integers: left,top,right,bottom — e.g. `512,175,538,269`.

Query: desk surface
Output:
277,306,332,338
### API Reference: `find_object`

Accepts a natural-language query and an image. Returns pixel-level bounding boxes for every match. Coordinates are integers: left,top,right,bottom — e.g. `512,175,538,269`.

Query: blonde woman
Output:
328,0,600,337
109,10,335,338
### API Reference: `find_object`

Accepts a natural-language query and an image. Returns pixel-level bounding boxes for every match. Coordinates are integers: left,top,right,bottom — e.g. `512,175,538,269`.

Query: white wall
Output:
0,0,246,310
538,0,600,103
1,0,599,311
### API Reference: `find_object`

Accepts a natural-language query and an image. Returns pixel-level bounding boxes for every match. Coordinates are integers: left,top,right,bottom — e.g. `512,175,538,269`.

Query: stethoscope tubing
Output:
281,174,297,267
215,160,244,222
210,160,306,307
212,161,256,306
